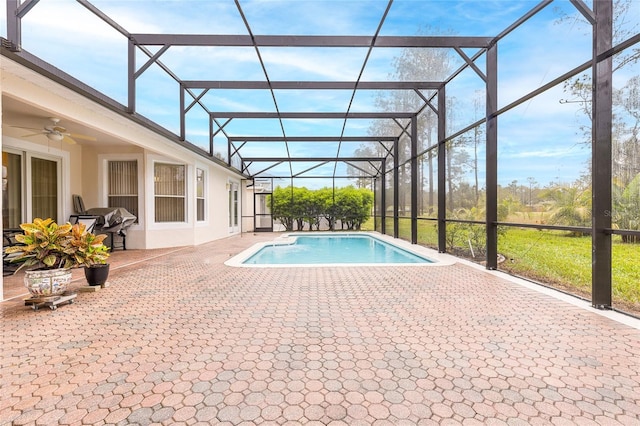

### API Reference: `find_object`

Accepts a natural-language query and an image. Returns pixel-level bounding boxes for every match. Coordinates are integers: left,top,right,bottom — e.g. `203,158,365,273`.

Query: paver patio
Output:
1,233,639,425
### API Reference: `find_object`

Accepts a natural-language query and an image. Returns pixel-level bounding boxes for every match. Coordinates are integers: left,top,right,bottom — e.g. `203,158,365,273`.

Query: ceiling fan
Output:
13,117,97,145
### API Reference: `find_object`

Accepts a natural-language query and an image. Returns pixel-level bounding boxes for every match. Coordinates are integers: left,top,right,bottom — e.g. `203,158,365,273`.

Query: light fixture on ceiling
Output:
47,132,64,142
12,117,97,145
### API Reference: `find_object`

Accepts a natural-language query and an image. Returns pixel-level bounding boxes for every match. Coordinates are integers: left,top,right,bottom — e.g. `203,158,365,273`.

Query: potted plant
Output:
5,218,110,297
68,223,111,286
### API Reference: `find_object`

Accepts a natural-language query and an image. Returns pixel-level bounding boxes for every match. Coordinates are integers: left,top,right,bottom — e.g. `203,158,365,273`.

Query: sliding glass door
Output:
31,157,58,220
2,150,61,228
2,152,22,229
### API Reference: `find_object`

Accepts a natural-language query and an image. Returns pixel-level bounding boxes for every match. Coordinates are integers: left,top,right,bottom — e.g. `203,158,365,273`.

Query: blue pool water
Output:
243,234,434,265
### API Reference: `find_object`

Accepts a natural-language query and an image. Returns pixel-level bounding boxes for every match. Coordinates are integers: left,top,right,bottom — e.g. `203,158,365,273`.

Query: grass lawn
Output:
611,241,640,308
499,228,640,312
498,229,592,294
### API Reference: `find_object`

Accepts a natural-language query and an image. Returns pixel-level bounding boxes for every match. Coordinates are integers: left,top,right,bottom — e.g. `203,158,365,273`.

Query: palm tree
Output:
542,185,592,235
613,173,640,242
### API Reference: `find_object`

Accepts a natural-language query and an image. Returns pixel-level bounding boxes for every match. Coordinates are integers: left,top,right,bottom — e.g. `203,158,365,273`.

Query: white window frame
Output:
147,154,191,229
195,165,207,224
98,154,144,229
228,180,240,233
3,137,69,224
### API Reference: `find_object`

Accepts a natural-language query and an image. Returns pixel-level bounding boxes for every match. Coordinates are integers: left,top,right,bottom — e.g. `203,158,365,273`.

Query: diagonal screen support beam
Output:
454,47,487,82
379,140,396,158
178,84,232,148
367,160,384,176
344,161,379,178
242,160,281,176
212,118,232,139
185,89,210,113
393,118,412,140
570,0,596,25
230,140,247,162
134,45,170,79
414,90,438,115
293,161,331,178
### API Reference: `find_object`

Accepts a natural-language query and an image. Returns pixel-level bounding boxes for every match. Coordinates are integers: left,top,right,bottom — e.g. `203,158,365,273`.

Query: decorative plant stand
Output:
24,292,77,311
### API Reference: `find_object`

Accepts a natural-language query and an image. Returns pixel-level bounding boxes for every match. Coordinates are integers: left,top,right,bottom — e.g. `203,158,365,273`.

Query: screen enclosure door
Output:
253,178,273,232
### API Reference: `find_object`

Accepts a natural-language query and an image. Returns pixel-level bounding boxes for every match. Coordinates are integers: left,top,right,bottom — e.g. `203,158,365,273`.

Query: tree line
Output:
269,186,373,231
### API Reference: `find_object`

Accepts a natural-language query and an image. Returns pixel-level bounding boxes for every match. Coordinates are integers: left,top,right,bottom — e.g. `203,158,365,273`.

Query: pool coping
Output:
224,231,458,268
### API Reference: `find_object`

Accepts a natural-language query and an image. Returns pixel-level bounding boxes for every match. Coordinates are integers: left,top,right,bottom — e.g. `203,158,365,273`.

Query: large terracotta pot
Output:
24,268,72,298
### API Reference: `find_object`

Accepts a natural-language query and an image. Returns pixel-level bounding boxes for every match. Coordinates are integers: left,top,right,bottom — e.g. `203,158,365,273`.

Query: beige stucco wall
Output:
2,56,247,252
242,180,256,232
143,153,243,249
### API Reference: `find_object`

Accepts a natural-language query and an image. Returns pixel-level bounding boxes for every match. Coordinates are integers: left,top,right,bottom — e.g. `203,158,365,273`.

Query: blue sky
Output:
2,0,639,189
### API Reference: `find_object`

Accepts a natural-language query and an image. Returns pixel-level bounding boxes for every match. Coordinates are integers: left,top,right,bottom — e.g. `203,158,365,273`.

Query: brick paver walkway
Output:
2,233,639,425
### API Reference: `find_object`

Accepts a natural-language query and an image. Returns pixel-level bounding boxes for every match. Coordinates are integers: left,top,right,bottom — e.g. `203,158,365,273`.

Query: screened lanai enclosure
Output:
2,1,640,314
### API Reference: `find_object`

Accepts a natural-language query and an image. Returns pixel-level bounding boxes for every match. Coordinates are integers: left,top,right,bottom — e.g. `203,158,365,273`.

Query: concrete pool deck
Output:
1,232,639,425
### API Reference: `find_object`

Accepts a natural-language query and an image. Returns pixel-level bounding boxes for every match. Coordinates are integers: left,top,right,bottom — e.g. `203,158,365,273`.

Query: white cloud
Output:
21,1,124,43
238,0,388,35
259,48,369,81
502,146,587,160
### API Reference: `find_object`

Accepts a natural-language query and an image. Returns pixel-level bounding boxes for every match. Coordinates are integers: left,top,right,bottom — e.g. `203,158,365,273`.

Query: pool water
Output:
243,234,434,265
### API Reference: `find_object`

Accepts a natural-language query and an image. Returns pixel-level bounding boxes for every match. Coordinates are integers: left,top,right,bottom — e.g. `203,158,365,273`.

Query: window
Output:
3,143,65,225
2,152,22,229
196,168,205,222
154,162,186,222
108,160,138,219
228,182,239,231
233,189,238,226
31,157,57,220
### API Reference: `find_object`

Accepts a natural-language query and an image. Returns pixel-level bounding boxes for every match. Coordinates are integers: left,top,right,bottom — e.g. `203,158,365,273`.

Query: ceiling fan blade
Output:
62,135,77,145
11,125,43,132
69,133,97,142
21,132,46,138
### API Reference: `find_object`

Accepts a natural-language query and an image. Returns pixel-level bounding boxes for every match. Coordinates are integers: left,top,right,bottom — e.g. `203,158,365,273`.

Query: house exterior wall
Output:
1,56,246,254
242,181,256,232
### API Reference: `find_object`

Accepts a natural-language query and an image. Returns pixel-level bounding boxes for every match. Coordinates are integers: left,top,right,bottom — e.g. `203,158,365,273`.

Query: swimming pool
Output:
226,233,453,267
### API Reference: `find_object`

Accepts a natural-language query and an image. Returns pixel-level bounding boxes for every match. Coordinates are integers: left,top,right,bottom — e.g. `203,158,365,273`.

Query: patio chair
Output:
68,215,98,233
70,195,136,250
73,194,87,214
70,195,101,233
